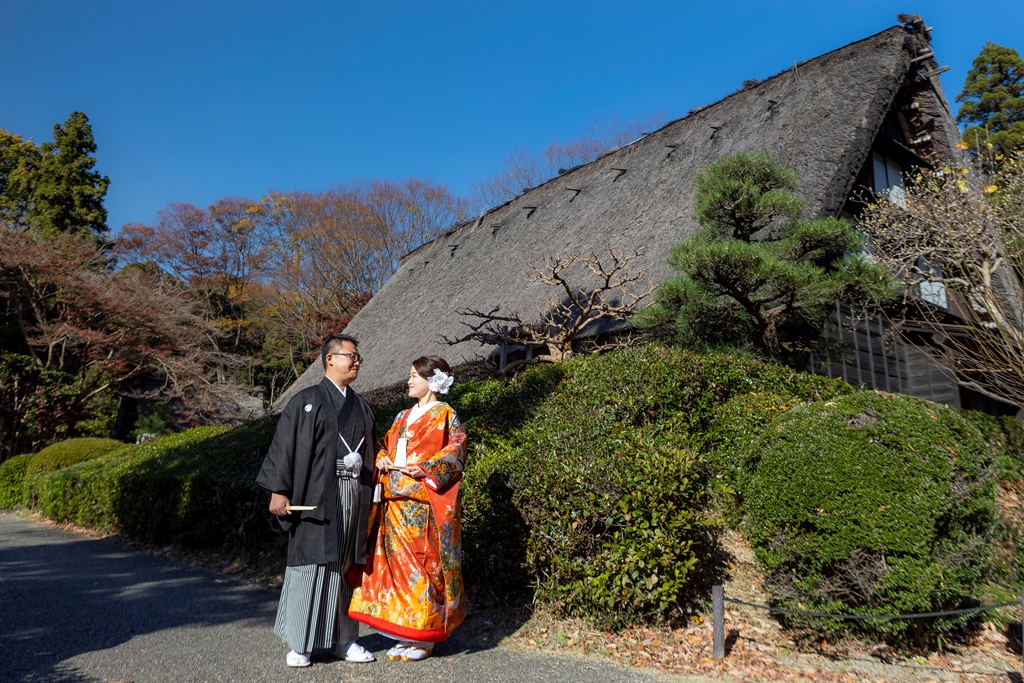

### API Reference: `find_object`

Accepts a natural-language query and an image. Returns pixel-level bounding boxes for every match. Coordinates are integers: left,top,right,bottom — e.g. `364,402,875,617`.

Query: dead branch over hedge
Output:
444,246,654,374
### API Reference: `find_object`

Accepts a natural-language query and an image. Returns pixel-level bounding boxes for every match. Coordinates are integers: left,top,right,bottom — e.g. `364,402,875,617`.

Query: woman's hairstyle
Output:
412,355,451,380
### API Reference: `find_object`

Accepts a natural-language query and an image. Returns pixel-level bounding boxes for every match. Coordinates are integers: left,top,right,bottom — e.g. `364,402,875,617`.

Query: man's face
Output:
326,340,361,387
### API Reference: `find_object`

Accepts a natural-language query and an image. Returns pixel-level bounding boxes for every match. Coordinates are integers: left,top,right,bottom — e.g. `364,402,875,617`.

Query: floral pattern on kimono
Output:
347,402,467,642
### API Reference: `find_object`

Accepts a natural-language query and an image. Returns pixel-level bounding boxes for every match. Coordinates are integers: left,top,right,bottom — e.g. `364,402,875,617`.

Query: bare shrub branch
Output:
443,246,655,373
858,154,1024,407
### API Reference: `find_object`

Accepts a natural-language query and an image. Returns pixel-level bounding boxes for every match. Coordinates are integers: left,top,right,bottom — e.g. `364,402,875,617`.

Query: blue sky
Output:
2,1,1022,232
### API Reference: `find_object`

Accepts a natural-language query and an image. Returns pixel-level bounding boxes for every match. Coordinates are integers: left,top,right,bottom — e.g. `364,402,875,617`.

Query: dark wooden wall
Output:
812,304,961,408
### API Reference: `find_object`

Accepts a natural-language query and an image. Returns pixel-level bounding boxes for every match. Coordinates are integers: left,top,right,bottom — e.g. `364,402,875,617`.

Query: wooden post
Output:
713,585,725,660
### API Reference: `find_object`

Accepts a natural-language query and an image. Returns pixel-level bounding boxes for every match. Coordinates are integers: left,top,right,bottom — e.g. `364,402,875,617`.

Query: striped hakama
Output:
273,476,361,653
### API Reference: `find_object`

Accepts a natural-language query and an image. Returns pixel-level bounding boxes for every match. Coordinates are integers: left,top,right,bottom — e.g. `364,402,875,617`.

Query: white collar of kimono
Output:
407,401,439,425
394,401,440,468
326,377,348,397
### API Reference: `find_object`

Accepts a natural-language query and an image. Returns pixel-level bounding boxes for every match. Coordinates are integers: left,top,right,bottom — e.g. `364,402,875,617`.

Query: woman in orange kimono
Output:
348,355,467,661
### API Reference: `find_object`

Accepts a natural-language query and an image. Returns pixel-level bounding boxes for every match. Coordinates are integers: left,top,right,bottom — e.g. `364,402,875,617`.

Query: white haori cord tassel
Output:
339,434,364,469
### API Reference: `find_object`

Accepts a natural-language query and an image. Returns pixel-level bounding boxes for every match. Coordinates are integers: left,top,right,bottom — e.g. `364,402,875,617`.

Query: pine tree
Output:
27,112,110,242
636,151,894,363
957,42,1024,154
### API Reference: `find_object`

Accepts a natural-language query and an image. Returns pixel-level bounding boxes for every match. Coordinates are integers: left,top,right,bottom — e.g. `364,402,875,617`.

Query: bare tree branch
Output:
443,245,655,373
858,154,1024,407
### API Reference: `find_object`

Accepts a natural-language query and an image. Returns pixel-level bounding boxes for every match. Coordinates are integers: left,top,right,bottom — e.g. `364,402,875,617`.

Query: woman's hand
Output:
376,456,393,471
404,466,427,480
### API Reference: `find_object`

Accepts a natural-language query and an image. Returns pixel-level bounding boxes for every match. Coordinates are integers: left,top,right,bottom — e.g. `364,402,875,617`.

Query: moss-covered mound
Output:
0,454,33,509
745,391,997,643
27,437,126,476
26,419,278,550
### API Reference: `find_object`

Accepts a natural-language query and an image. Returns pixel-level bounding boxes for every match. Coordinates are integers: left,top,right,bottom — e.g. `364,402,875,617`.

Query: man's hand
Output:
269,492,291,516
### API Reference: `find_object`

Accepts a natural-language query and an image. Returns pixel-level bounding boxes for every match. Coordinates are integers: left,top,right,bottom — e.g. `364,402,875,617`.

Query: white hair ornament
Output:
428,368,454,394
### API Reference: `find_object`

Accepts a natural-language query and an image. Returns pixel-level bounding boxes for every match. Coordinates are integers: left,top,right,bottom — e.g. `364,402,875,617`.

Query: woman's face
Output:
407,366,431,400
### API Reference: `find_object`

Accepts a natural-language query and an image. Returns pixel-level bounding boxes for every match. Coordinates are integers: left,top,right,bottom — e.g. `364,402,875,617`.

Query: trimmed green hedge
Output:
454,344,854,627
959,410,1024,583
26,419,279,550
706,392,809,485
19,340,1001,641
745,392,997,644
958,410,1024,481
27,437,126,476
0,454,33,509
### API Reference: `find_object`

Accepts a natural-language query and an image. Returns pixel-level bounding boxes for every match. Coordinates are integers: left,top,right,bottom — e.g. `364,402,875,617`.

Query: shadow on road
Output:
0,512,528,682
0,514,277,683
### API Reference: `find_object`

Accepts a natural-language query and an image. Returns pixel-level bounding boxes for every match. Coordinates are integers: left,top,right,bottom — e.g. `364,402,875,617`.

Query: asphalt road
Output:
0,512,689,683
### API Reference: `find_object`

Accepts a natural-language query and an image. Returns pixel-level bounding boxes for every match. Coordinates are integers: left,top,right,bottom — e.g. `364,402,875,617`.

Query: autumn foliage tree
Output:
117,197,273,359
252,178,467,385
115,177,466,401
0,228,234,454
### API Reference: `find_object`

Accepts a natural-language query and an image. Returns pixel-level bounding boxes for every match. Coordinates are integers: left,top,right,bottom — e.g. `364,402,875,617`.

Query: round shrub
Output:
28,438,126,476
0,454,33,509
745,391,997,643
958,409,1024,482
482,371,717,627
706,392,798,481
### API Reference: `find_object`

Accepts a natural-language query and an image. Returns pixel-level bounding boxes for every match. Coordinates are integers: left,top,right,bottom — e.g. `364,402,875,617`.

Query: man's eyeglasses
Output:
332,352,363,364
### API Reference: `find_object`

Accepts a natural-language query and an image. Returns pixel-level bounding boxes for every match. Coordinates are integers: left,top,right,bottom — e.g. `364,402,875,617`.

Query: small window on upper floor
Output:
916,257,948,309
872,151,906,208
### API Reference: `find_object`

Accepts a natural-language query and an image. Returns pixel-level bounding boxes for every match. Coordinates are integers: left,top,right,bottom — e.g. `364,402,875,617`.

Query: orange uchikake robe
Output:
347,402,467,642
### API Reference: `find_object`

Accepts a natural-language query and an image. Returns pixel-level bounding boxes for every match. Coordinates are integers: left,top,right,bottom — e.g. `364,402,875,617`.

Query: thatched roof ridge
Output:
401,23,932,266
275,20,957,408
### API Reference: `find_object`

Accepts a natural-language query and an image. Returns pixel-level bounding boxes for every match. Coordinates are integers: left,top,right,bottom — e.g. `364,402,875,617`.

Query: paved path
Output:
0,513,697,683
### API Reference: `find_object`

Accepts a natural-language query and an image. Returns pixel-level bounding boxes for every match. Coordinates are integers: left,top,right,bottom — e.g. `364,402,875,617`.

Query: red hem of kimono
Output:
347,612,448,642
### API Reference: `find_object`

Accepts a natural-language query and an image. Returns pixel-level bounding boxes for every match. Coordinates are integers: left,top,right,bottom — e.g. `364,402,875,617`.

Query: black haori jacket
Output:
256,378,375,567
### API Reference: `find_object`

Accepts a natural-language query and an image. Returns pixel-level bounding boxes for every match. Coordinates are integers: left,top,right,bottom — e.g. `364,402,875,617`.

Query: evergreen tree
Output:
0,128,40,228
957,42,1024,154
27,112,110,242
636,151,894,364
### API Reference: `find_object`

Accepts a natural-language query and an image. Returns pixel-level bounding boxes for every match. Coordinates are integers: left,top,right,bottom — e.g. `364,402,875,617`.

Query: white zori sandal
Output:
401,646,432,661
286,650,310,667
386,643,410,660
338,641,375,663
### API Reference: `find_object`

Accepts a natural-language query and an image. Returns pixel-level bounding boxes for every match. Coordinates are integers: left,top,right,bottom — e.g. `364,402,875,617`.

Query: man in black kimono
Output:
256,333,376,667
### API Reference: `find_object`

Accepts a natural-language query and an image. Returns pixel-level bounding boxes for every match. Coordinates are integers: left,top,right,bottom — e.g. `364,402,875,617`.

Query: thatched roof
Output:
276,18,958,408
